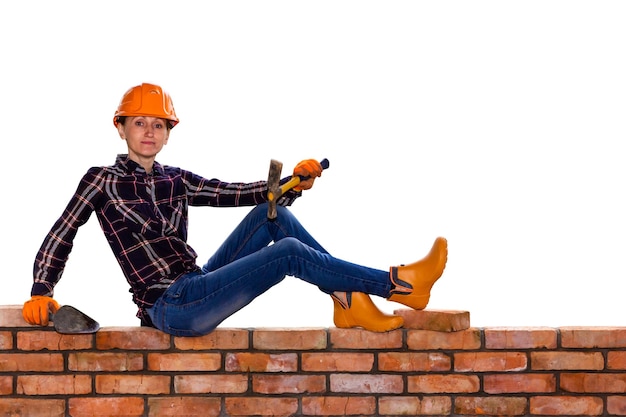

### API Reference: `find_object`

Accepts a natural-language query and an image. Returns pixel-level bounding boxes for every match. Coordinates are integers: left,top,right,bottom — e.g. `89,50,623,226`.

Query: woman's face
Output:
117,116,170,166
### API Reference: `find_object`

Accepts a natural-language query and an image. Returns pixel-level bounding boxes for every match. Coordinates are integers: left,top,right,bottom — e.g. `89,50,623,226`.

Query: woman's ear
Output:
116,122,126,140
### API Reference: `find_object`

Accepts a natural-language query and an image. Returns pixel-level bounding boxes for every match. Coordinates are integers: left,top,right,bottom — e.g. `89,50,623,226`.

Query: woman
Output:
22,83,448,336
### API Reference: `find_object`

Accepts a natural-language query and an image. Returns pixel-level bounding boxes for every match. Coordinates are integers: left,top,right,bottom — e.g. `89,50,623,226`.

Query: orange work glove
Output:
292,159,323,191
22,296,60,326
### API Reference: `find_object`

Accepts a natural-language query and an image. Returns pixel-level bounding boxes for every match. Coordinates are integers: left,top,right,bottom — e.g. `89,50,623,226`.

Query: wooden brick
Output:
96,327,170,350
378,352,451,372
484,374,556,393
224,397,298,416
96,374,170,395
329,328,403,349
0,398,65,417
485,327,557,349
379,396,452,415
68,352,144,372
330,374,403,394
17,330,92,351
454,351,527,372
561,373,626,393
531,351,604,370
407,328,481,350
175,374,248,394
17,374,91,395
225,352,297,372
561,326,626,348
302,396,376,415
253,328,327,350
408,374,479,393
253,374,326,394
147,397,221,416
0,353,63,371
395,309,470,332
174,328,249,350
455,396,527,415
69,397,144,417
302,352,374,372
530,396,603,415
148,352,221,371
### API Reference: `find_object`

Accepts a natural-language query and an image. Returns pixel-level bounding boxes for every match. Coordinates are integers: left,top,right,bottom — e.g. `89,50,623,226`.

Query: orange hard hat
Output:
113,83,179,128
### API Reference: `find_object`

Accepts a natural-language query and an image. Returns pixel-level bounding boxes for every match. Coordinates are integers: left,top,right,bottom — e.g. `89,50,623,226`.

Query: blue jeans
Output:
147,203,392,336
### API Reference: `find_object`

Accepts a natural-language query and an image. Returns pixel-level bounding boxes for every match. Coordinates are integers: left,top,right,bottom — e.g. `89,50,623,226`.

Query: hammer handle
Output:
279,158,330,195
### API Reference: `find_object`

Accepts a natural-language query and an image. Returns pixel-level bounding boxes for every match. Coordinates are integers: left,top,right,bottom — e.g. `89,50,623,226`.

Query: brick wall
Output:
2,304,626,416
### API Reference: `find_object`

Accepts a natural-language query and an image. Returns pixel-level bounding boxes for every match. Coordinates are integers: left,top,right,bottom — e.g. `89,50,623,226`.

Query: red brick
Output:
148,352,221,371
395,309,470,331
561,373,626,393
330,374,403,393
608,396,626,414
302,396,376,415
174,329,249,350
379,396,452,415
561,326,626,348
532,351,604,370
0,353,63,371
96,327,170,350
175,374,248,394
408,374,479,393
0,331,12,350
407,328,481,350
147,397,221,416
224,397,298,416
96,374,170,394
17,374,91,395
0,376,12,395
0,398,65,417
302,352,374,372
530,395,603,415
253,374,326,394
329,328,403,349
485,327,557,349
253,328,327,350
608,351,626,369
378,352,450,372
454,351,527,372
17,330,92,350
225,352,297,372
0,305,48,328
484,374,556,393
69,397,144,417
68,351,144,371
455,396,527,415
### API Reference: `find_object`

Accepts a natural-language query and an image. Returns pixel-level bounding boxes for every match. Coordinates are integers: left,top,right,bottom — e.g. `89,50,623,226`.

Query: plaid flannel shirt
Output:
32,154,298,322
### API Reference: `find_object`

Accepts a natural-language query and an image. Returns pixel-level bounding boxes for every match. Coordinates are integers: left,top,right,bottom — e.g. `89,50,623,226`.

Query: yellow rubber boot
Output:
388,237,448,310
332,291,404,332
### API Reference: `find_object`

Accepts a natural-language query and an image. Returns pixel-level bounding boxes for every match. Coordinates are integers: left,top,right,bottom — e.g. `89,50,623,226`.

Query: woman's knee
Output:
273,236,307,255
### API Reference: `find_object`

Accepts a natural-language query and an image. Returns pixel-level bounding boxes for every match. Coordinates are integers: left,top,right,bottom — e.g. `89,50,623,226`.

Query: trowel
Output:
51,305,100,334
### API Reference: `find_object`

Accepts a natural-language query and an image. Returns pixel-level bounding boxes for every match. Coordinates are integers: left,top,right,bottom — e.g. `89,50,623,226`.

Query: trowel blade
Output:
52,305,100,334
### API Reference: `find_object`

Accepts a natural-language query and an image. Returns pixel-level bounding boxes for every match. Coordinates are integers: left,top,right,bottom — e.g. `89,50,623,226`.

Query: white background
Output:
1,1,625,329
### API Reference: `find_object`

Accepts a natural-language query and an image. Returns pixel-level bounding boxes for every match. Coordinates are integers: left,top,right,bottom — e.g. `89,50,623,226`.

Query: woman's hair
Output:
114,116,173,130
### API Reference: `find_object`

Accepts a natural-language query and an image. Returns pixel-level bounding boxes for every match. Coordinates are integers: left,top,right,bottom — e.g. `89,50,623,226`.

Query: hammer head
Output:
266,159,283,220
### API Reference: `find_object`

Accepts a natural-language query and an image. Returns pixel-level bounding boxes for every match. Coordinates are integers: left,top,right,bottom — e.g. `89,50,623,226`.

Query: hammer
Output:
266,158,330,220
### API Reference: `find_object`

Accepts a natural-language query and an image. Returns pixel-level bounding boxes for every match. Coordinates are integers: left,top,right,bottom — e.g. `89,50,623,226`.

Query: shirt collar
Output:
115,154,164,176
